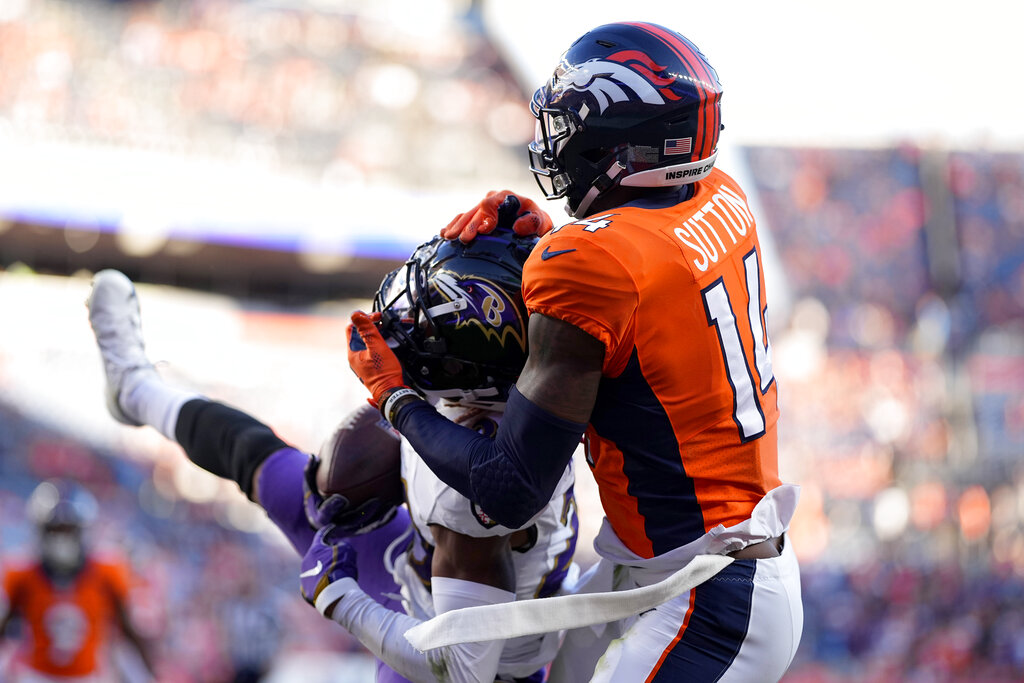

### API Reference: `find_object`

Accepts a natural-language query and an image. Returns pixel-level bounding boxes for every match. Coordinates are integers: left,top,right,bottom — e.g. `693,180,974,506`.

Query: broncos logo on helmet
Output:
551,50,686,113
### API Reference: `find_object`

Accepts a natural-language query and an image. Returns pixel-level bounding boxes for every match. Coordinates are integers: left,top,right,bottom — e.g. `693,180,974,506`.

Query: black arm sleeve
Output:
392,387,586,528
173,399,290,500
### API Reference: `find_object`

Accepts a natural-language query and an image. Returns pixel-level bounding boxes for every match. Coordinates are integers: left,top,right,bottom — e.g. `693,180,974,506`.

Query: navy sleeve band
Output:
392,386,586,528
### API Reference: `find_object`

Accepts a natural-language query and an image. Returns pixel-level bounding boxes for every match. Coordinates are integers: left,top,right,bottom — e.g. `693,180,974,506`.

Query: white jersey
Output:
393,404,578,679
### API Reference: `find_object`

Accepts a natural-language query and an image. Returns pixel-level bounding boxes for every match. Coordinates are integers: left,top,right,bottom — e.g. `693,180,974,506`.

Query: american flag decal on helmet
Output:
664,138,693,155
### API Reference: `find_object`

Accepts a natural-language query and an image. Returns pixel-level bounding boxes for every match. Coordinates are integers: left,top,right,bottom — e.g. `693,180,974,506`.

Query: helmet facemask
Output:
527,91,581,202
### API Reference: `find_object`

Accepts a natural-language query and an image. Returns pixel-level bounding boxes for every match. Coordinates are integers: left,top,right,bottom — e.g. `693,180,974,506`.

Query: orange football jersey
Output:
523,168,782,558
2,559,129,676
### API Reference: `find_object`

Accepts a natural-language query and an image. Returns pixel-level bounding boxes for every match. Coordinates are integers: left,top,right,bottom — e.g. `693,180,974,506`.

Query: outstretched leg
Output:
88,270,318,548
87,270,414,683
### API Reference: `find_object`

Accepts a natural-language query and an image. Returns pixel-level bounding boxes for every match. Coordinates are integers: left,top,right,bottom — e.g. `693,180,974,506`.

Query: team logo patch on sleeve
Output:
471,502,499,529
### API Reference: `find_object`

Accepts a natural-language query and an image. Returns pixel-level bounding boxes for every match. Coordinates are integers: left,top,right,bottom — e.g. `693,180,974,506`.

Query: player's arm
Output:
113,599,157,676
99,566,156,677
514,313,604,423
0,591,19,678
424,526,516,681
0,587,14,641
0,572,22,644
349,312,603,528
301,527,515,683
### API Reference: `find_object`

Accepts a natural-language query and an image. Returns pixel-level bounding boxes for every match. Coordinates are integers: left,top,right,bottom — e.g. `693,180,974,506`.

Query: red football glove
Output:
441,190,553,244
347,311,405,406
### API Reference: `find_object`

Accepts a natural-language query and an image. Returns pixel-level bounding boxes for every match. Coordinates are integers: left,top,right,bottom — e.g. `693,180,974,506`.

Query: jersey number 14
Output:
701,248,775,442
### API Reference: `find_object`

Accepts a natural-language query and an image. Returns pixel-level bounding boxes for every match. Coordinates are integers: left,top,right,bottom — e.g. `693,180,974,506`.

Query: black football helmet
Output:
529,22,724,218
373,227,537,410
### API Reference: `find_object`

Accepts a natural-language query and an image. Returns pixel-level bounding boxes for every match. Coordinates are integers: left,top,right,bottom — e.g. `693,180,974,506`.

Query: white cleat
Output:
87,269,154,426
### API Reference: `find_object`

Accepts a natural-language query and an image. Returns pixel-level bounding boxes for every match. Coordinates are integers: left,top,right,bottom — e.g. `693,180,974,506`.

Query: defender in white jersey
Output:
304,225,581,682
301,402,578,683
395,404,577,678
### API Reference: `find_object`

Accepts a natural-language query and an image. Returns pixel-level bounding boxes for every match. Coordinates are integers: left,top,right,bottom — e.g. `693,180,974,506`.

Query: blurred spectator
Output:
948,152,1024,343
0,0,534,189
0,478,156,681
788,561,1024,682
746,146,929,348
968,349,1024,464
220,569,285,682
3,2,1024,679
744,146,1024,681
0,399,377,681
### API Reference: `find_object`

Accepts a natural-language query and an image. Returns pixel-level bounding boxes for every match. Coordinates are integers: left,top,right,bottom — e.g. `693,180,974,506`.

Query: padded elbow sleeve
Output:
468,388,584,527
394,387,585,529
174,399,289,499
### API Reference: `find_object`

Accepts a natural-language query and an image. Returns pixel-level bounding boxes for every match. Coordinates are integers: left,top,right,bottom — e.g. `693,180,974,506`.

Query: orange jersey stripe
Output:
584,429,653,558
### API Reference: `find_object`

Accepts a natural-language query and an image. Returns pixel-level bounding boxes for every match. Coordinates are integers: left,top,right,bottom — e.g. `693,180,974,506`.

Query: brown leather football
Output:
316,403,404,507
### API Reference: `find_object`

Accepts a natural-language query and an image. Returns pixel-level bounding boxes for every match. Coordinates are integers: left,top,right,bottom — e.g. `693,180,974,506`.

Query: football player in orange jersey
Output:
0,480,155,683
347,21,803,682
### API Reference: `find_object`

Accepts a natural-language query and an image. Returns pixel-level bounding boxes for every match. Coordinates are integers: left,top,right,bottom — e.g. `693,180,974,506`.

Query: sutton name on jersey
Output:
672,184,754,272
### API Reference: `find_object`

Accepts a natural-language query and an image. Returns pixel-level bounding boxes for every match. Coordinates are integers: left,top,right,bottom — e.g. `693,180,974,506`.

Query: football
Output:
316,403,405,508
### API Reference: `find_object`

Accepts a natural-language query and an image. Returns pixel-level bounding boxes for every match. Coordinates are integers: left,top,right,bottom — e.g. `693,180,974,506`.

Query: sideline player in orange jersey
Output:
0,480,155,683
346,22,802,682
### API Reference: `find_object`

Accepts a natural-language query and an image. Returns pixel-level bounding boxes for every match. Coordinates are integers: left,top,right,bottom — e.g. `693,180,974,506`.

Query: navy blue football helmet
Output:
373,227,537,410
27,480,97,574
529,22,724,217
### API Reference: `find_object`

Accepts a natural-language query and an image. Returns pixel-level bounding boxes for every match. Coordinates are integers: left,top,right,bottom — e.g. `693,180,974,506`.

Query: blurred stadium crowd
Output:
747,147,1024,681
1,1,1023,682
0,0,531,187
